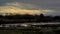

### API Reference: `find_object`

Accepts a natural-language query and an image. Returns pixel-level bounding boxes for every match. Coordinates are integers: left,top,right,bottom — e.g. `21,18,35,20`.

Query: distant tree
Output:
39,13,44,18
54,16,60,19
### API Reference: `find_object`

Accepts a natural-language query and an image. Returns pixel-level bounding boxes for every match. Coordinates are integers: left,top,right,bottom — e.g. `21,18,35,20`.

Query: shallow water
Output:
0,22,60,27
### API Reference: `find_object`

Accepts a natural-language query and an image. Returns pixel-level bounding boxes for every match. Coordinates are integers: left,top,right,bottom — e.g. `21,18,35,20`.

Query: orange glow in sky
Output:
0,6,43,15
0,6,53,15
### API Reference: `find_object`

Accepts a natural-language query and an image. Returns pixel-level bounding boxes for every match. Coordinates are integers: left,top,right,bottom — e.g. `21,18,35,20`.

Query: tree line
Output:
0,13,60,24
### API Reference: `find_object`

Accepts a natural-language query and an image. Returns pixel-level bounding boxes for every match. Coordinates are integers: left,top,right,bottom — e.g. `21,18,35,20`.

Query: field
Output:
0,29,60,34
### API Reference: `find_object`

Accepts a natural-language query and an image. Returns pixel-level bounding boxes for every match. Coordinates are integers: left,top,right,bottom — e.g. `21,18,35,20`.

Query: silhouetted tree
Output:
0,13,60,24
39,13,44,18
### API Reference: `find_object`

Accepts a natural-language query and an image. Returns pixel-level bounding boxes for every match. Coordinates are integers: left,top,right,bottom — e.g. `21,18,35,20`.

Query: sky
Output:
0,0,60,16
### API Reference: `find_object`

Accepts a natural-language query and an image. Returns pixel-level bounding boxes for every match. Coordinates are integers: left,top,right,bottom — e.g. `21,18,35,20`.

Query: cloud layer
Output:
0,0,60,16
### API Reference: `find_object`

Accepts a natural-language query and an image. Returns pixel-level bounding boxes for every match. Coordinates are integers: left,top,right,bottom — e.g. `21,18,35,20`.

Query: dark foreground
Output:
0,23,60,34
0,29,60,34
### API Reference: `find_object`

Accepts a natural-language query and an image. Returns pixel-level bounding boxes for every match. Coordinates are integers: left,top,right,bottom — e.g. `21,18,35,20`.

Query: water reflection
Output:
0,22,60,27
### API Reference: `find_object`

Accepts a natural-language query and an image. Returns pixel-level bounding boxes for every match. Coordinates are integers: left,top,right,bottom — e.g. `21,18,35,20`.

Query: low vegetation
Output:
0,29,60,34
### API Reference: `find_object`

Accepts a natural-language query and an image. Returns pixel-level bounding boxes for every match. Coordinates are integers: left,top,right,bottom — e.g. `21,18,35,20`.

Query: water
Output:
0,22,60,27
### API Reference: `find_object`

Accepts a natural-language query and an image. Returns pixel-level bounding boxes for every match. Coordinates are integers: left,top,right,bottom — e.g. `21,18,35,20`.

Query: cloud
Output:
0,6,53,15
0,6,43,15
5,2,39,10
0,0,60,15
0,0,60,10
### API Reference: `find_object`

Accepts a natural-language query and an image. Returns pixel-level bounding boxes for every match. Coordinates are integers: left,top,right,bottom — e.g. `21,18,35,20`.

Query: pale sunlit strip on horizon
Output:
0,6,53,15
